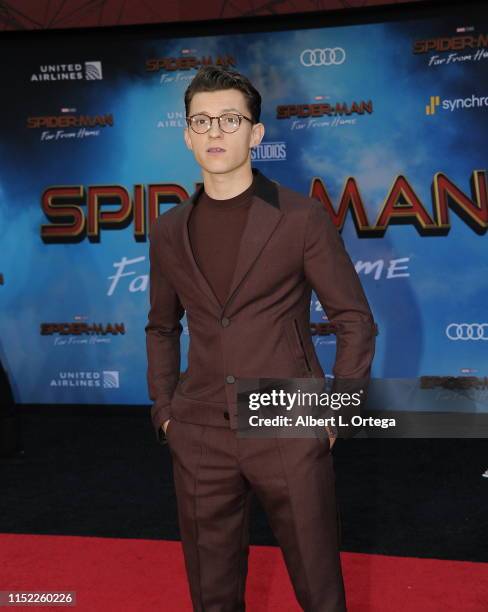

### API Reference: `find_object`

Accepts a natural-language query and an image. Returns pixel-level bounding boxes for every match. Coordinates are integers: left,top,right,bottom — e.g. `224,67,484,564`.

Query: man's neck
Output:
202,164,254,200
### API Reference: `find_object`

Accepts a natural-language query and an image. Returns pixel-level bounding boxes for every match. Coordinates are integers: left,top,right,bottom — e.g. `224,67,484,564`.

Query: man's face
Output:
184,89,265,175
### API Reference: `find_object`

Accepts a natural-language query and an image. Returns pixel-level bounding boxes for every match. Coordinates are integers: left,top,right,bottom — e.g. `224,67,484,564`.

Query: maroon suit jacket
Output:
145,167,377,444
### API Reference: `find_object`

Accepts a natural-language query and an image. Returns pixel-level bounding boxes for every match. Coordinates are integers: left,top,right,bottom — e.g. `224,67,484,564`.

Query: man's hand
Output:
162,419,171,434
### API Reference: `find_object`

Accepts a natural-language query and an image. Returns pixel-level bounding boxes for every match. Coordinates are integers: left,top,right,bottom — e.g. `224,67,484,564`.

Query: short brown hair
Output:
184,65,261,124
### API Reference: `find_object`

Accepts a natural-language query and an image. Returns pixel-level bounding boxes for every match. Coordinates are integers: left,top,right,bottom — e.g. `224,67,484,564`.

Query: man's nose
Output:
208,117,223,136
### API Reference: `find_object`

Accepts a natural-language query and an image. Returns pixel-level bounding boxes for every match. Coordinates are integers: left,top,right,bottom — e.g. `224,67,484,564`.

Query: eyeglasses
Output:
186,112,253,134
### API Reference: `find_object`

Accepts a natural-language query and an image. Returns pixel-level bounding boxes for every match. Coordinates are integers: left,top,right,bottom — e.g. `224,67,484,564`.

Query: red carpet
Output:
1,533,486,611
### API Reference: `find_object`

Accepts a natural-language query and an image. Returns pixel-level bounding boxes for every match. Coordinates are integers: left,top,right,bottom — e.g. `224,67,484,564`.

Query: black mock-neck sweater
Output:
187,175,255,403
188,176,255,309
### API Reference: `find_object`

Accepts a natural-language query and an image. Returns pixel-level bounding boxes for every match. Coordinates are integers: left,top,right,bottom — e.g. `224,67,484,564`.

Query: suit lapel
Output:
178,185,223,311
175,168,283,314
221,194,282,313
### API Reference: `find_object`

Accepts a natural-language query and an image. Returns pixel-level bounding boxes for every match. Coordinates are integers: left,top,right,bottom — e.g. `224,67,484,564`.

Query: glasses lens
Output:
191,115,211,133
220,113,241,133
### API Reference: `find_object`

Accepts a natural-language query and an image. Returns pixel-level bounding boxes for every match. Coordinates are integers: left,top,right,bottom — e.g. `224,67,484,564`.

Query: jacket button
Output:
221,317,230,327
226,375,236,384
223,411,229,420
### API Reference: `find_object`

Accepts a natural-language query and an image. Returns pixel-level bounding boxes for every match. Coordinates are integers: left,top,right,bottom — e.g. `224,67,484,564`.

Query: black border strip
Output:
0,0,485,43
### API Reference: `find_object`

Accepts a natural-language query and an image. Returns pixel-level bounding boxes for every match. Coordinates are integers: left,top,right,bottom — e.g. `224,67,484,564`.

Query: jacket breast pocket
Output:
283,317,314,377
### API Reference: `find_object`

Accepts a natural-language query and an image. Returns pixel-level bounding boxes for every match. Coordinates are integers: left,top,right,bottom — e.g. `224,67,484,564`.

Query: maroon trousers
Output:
166,418,347,612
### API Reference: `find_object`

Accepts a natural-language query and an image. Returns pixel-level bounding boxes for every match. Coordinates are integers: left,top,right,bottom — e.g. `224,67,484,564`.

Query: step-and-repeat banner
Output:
0,4,487,412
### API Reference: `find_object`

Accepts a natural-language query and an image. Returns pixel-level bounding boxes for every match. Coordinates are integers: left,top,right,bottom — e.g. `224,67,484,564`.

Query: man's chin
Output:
200,159,247,176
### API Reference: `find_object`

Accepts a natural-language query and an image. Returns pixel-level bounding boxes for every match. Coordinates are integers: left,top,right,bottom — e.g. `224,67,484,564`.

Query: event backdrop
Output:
0,3,487,413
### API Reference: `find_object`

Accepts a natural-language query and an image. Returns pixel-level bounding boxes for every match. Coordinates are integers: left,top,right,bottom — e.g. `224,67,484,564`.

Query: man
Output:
145,65,377,612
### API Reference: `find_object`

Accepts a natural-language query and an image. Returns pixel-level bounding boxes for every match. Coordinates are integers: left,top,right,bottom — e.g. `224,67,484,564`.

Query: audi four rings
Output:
445,323,488,340
300,48,346,66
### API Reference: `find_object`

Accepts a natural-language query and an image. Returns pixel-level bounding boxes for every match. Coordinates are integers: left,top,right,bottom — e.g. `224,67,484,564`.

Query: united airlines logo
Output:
446,323,488,341
85,61,103,80
30,61,103,82
157,111,186,129
103,371,120,388
300,48,346,67
50,370,120,388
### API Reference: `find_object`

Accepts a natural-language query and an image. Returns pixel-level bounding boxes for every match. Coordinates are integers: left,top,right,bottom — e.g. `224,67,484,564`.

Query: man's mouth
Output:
207,147,226,153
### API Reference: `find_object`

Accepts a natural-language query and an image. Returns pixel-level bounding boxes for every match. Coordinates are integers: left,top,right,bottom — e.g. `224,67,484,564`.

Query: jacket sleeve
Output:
303,199,378,438
145,219,185,445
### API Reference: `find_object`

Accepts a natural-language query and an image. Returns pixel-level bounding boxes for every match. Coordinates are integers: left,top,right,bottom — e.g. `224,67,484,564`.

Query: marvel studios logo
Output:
251,141,287,162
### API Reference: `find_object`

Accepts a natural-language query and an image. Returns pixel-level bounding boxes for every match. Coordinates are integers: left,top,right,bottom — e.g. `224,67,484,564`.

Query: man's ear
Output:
250,122,265,148
183,127,193,151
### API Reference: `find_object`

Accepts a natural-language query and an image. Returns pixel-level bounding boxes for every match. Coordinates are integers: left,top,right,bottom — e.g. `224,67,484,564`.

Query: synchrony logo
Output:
425,95,441,115
425,93,488,115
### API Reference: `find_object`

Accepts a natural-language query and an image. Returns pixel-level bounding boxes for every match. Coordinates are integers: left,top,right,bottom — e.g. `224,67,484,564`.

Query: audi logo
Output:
300,48,346,67
446,323,488,341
